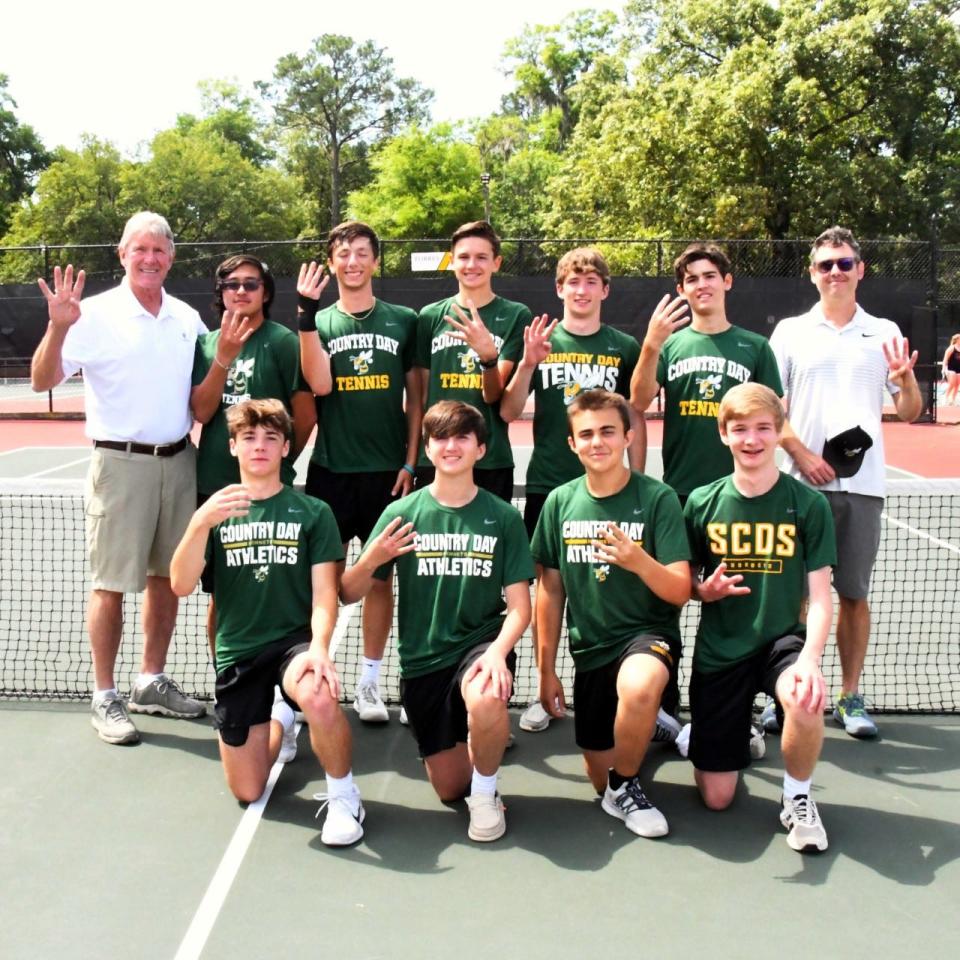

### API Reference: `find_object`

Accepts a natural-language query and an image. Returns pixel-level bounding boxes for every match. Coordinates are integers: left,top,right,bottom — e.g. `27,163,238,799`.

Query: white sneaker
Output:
780,794,828,853
675,722,691,758
652,708,682,743
278,722,298,764
353,681,389,723
749,723,766,761
315,787,365,846
399,706,409,725
466,792,506,841
760,698,781,733
519,701,551,732
601,776,669,838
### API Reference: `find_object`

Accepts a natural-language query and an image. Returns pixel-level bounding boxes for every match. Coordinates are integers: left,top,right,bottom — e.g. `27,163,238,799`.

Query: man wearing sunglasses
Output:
191,254,317,660
768,226,921,739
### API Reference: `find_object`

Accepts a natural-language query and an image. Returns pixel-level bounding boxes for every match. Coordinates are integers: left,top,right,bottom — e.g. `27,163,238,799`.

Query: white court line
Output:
887,464,923,479
172,739,298,960
26,456,91,479
173,600,359,959
882,512,960,558
0,446,89,458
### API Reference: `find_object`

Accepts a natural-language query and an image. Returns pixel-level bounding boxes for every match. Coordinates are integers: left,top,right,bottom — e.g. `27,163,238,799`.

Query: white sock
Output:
783,773,812,800
326,771,356,802
93,687,118,702
135,672,163,688
360,658,381,686
471,769,498,797
271,699,295,731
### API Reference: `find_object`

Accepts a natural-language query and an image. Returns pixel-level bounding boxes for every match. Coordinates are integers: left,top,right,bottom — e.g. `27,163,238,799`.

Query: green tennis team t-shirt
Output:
370,487,534,678
657,325,782,496
310,300,418,473
684,473,836,673
525,324,640,495
415,296,529,470
207,486,345,672
192,321,305,495
531,471,690,672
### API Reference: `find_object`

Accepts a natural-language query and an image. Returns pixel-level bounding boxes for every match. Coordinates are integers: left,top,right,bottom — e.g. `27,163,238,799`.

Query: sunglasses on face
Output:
220,279,264,292
813,257,857,274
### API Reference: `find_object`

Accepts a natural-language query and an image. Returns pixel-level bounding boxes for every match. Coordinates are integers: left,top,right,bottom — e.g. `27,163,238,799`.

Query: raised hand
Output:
643,294,690,349
695,561,751,603
444,299,498,365
195,484,252,528
297,261,330,301
215,310,257,368
363,516,416,567
521,314,559,368
883,336,918,388
37,264,86,330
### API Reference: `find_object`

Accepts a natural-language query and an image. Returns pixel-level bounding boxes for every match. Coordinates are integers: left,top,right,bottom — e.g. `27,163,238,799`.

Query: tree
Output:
175,80,274,167
0,74,51,237
120,126,306,246
545,0,960,245
348,125,483,239
500,10,625,144
0,137,128,280
258,35,432,231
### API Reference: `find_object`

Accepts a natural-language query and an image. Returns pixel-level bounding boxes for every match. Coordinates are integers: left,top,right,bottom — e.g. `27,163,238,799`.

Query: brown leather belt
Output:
93,436,188,457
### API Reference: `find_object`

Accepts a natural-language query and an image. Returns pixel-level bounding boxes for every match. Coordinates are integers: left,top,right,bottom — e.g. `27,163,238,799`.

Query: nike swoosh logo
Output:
484,519,496,525
385,322,398,327
288,508,302,513
633,509,644,515
861,333,877,338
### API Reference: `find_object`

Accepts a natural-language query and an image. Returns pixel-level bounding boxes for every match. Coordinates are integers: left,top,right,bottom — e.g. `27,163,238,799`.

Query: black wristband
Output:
479,355,499,369
297,294,320,330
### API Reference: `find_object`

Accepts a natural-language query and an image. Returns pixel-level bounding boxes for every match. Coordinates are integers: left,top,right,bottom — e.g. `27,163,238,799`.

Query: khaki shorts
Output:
85,443,197,592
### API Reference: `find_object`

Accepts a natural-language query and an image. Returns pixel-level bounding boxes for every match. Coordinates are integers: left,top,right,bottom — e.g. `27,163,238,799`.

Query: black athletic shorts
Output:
523,491,549,539
305,463,399,544
213,634,309,747
573,634,678,751
688,634,804,773
400,640,516,758
415,465,514,504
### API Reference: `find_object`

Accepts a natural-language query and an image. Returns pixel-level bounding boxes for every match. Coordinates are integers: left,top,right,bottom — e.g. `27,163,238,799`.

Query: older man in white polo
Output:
32,211,208,744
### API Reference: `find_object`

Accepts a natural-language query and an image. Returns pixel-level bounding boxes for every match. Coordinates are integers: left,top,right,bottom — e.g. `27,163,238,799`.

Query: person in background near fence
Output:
942,332,960,405
499,248,646,736
31,211,207,745
683,383,834,853
531,390,691,839
170,399,365,846
629,242,783,735
414,221,530,502
768,226,922,738
191,255,316,664
296,221,421,726
342,400,533,842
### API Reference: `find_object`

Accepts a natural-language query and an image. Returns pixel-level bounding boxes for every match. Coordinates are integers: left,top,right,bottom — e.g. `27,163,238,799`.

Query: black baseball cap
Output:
822,426,873,478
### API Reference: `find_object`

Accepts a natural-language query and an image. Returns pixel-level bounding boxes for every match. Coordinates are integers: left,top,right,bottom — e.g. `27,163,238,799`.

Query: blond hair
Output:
718,383,784,432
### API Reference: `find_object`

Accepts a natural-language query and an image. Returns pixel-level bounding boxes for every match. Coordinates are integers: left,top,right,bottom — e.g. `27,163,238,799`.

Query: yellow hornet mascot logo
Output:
696,373,723,400
350,350,374,374
458,350,477,374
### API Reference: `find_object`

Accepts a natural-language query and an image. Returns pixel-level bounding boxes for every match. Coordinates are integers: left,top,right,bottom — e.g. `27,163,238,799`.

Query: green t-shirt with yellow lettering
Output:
208,486,345,672
657,325,782,496
370,486,534,678
531,471,690,671
415,296,529,470
684,473,836,673
310,300,417,472
524,324,640,495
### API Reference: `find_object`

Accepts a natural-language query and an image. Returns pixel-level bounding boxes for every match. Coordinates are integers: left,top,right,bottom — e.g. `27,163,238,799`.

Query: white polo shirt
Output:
769,303,902,498
61,279,207,444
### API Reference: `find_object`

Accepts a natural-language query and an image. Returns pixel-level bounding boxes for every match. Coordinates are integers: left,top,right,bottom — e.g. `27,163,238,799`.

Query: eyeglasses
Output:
813,257,857,274
219,279,264,292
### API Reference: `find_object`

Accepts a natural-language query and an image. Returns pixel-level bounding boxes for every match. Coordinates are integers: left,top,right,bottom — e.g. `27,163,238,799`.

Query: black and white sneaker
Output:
780,794,828,853
601,776,669,838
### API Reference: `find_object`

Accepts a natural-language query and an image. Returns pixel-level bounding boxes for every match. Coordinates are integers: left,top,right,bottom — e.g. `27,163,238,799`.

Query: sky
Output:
3,0,623,156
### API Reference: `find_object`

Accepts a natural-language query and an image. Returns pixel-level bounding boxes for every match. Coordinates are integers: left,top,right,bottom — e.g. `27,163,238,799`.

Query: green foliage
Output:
0,74,51,237
258,34,433,230
546,0,960,241
348,125,483,238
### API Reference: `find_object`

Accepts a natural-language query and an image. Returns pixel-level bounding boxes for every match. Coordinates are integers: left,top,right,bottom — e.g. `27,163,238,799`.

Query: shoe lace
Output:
357,683,379,705
156,675,187,697
103,696,130,722
788,794,819,826
313,792,356,822
843,693,867,717
617,778,653,814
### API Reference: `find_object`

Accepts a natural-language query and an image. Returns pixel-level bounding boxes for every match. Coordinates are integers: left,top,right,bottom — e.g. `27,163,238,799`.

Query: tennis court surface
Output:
1,432,959,959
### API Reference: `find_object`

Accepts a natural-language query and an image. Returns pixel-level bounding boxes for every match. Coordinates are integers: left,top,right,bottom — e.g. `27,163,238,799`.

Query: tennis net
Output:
1,478,958,712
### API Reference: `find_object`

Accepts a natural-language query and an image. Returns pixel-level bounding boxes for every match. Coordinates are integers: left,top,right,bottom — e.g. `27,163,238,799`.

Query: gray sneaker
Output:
91,694,139,745
833,692,878,738
128,675,206,719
